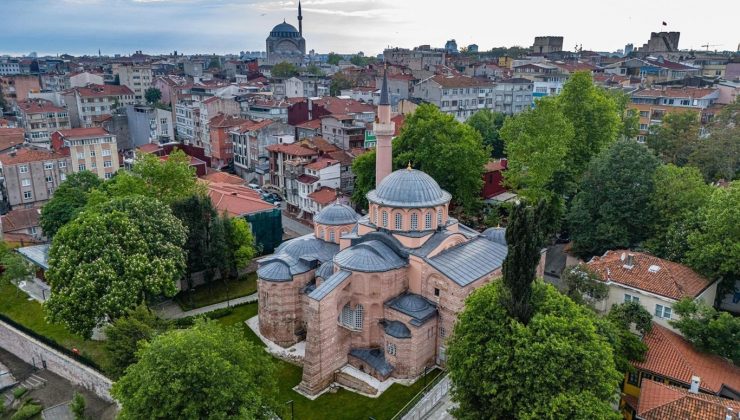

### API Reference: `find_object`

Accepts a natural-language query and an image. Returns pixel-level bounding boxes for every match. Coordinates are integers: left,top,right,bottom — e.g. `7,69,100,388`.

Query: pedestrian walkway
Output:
154,293,258,319
16,278,51,302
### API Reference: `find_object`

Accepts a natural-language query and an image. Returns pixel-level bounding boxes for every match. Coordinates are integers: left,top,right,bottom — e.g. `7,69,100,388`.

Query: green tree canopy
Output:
103,304,169,378
326,52,342,65
467,109,507,158
685,181,740,300
40,171,103,237
597,302,651,373
562,264,609,307
670,298,740,365
271,61,299,78
171,194,219,286
111,320,277,419
689,98,740,181
646,111,701,166
448,281,621,420
0,242,33,287
501,98,574,201
329,72,353,96
568,140,660,258
221,216,257,278
45,196,187,338
607,89,639,139
144,87,162,105
350,150,376,209
306,64,324,76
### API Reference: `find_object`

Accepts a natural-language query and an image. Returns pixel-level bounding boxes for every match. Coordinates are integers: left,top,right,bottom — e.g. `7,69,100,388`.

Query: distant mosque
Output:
265,1,306,65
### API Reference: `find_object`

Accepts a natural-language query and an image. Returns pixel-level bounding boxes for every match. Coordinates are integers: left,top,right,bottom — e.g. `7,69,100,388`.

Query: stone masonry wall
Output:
0,321,113,402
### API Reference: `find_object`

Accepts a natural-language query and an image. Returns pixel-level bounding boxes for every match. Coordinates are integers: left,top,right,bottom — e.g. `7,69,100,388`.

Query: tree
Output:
221,216,257,279
501,98,574,201
686,181,740,301
171,194,219,290
0,87,6,111
568,140,660,258
689,98,740,181
306,64,324,76
646,165,712,260
44,196,187,338
447,281,621,420
393,104,489,212
596,302,651,373
208,57,221,69
326,52,341,65
144,87,162,105
70,392,86,420
350,150,376,209
40,171,103,237
646,111,701,166
271,61,299,78
670,298,739,365
104,305,170,378
562,264,609,306
607,89,639,140
467,109,507,158
111,320,277,419
556,72,621,180
329,72,353,96
0,243,33,294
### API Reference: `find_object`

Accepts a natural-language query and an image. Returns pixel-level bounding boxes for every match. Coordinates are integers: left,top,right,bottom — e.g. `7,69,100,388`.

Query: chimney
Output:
624,253,635,269
725,408,734,420
689,376,700,394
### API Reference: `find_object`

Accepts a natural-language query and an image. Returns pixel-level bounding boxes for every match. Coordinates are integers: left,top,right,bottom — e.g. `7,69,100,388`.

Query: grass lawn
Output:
175,272,258,310
216,302,440,420
0,282,110,373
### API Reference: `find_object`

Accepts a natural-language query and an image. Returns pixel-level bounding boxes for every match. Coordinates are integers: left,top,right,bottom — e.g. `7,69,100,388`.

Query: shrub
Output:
12,387,27,399
70,392,86,420
11,401,43,420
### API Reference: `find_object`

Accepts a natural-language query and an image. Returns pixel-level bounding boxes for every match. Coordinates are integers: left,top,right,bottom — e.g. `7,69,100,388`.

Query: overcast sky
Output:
2,0,738,57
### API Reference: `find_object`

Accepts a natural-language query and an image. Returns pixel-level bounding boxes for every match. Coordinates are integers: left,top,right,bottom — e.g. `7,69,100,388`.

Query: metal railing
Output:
391,370,449,420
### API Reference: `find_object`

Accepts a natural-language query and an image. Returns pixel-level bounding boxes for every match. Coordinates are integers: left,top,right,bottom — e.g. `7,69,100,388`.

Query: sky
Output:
2,0,738,57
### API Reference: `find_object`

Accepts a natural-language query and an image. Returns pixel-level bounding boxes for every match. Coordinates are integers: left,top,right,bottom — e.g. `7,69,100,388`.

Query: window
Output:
387,343,396,356
639,124,648,130
440,327,446,338
639,111,649,117
60,173,66,181
425,212,432,229
76,152,84,160
624,294,639,304
21,179,31,187
44,162,54,170
46,175,53,183
78,164,86,171
318,227,324,239
104,172,113,179
354,305,364,329
104,160,112,168
102,149,111,157
654,304,672,319
434,288,440,297
410,213,418,230
90,162,97,169
19,165,28,174
395,213,402,230
382,211,388,228
59,161,67,168
372,207,377,224
437,208,443,226
90,150,96,157
340,303,364,330
329,230,335,242
627,371,640,386
23,191,32,200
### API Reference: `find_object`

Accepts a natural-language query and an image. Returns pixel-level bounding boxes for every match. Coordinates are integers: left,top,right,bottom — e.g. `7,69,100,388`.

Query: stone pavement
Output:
421,393,455,420
154,293,257,319
282,212,314,237
16,277,52,302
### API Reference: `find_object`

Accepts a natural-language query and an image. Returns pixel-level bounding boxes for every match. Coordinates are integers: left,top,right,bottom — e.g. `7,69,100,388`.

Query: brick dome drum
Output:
314,203,360,226
367,168,451,208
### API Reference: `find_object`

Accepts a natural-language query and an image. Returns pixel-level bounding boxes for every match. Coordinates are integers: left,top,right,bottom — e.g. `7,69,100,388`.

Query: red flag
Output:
662,21,667,26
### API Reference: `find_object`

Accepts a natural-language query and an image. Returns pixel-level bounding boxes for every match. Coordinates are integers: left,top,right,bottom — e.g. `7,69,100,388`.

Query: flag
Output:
662,21,667,26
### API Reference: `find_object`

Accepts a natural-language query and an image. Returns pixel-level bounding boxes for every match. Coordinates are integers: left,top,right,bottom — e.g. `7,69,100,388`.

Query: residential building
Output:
294,157,341,220
620,324,740,419
198,96,240,157
68,71,104,88
604,57,699,84
51,127,119,179
0,58,21,76
492,78,534,114
111,63,153,103
629,87,720,140
40,73,70,92
239,97,291,122
153,75,187,106
266,140,319,211
340,87,376,103
320,115,366,150
1,207,44,243
16,99,71,146
230,119,290,182
295,119,322,139
481,159,507,199
588,250,718,332
0,146,72,209
282,77,328,98
384,47,446,71
208,114,248,169
0,75,41,103
125,104,174,148
531,36,564,54
374,73,415,104
62,84,135,128
0,128,24,153
412,74,496,121
634,379,740,420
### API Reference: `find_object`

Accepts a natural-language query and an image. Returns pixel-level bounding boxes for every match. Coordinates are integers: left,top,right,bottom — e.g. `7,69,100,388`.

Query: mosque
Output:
265,1,306,65
256,72,546,396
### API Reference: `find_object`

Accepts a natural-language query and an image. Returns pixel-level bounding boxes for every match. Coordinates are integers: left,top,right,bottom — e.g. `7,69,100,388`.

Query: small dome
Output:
395,294,428,312
482,227,507,246
270,22,299,36
367,169,451,208
275,234,338,262
334,240,406,272
316,260,335,279
314,203,360,226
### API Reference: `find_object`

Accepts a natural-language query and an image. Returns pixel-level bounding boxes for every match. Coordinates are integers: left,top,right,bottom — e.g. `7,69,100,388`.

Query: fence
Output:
391,372,450,420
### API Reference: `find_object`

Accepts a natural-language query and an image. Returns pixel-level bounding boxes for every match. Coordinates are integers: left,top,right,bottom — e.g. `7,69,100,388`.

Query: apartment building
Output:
51,128,120,179
629,87,720,141
320,115,366,150
125,104,174,148
68,71,104,88
0,146,72,209
492,78,534,114
0,58,21,76
384,47,446,71
16,99,71,146
111,63,153,103
62,84,135,128
230,120,289,181
412,75,497,121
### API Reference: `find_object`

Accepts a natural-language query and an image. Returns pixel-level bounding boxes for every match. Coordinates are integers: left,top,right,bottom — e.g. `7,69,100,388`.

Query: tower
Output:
298,1,303,37
374,67,395,187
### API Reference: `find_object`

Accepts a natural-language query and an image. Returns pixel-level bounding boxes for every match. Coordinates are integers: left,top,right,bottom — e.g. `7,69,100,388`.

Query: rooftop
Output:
17,99,66,114
1,207,41,233
367,168,451,209
632,87,718,99
313,202,359,225
430,74,493,88
207,182,275,217
385,293,437,326
0,128,24,152
266,142,318,157
308,187,339,207
55,127,111,139
637,379,740,420
69,84,134,98
0,146,68,165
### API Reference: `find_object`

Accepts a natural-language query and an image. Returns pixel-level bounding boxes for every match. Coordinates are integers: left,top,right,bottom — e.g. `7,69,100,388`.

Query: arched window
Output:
382,211,388,228
354,304,364,330
437,208,443,226
318,227,324,239
395,213,403,230
410,213,418,230
329,230,335,242
341,303,353,326
425,212,432,229
372,206,377,224
387,342,396,356
340,303,364,330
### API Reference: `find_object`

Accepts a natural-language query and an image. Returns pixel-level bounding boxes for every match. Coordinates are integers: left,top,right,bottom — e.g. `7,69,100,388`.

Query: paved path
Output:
422,393,455,420
154,293,258,319
16,277,51,302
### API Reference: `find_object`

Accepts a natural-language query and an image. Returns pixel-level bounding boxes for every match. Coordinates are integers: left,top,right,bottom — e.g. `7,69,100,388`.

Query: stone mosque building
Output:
257,72,546,396
265,1,306,65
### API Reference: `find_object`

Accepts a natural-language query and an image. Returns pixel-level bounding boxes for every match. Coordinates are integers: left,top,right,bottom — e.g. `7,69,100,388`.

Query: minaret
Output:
298,1,303,37
374,66,395,187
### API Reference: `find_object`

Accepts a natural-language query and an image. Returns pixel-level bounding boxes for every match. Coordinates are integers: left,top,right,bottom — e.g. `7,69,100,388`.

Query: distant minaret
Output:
374,66,395,187
298,1,303,37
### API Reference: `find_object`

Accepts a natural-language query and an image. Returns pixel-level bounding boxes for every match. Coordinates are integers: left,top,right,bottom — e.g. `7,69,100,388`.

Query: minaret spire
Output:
298,1,303,37
374,63,395,187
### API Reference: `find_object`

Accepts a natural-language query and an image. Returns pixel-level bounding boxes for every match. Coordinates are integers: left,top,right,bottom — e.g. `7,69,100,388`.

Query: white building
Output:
61,84,135,128
111,63,153,103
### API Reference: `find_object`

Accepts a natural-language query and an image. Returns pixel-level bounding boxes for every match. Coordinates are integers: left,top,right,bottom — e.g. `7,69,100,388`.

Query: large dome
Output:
314,203,360,226
367,168,451,208
270,22,299,37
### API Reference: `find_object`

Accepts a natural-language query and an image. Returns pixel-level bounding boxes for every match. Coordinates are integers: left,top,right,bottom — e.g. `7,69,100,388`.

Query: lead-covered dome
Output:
314,203,360,226
367,168,451,208
270,22,299,37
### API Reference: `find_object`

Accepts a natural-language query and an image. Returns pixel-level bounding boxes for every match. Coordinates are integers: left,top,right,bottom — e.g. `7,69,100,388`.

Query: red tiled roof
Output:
588,250,712,300
0,147,68,165
1,208,41,233
308,186,337,206
266,143,318,157
305,158,339,171
55,127,110,139
17,99,66,114
0,128,25,152
311,97,375,115
70,84,134,97
637,379,740,420
200,171,244,185
207,182,274,216
137,143,162,154
430,74,493,88
391,114,405,136
209,114,248,128
633,87,718,99
329,150,355,165
309,137,339,154
644,58,696,71
296,119,322,130
296,174,319,184
634,324,740,394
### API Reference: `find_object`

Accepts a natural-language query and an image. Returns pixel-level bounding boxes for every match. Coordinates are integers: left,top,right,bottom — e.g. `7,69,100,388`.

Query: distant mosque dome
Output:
367,168,451,208
314,203,360,226
269,22,300,38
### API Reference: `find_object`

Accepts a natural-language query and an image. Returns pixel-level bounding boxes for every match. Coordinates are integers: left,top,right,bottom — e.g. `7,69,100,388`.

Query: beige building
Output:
16,99,71,146
588,250,718,332
0,146,72,208
111,63,153,103
51,128,119,180
62,84,135,128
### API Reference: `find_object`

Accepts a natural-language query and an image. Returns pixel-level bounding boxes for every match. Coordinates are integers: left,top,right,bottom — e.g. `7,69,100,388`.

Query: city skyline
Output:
2,0,739,57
